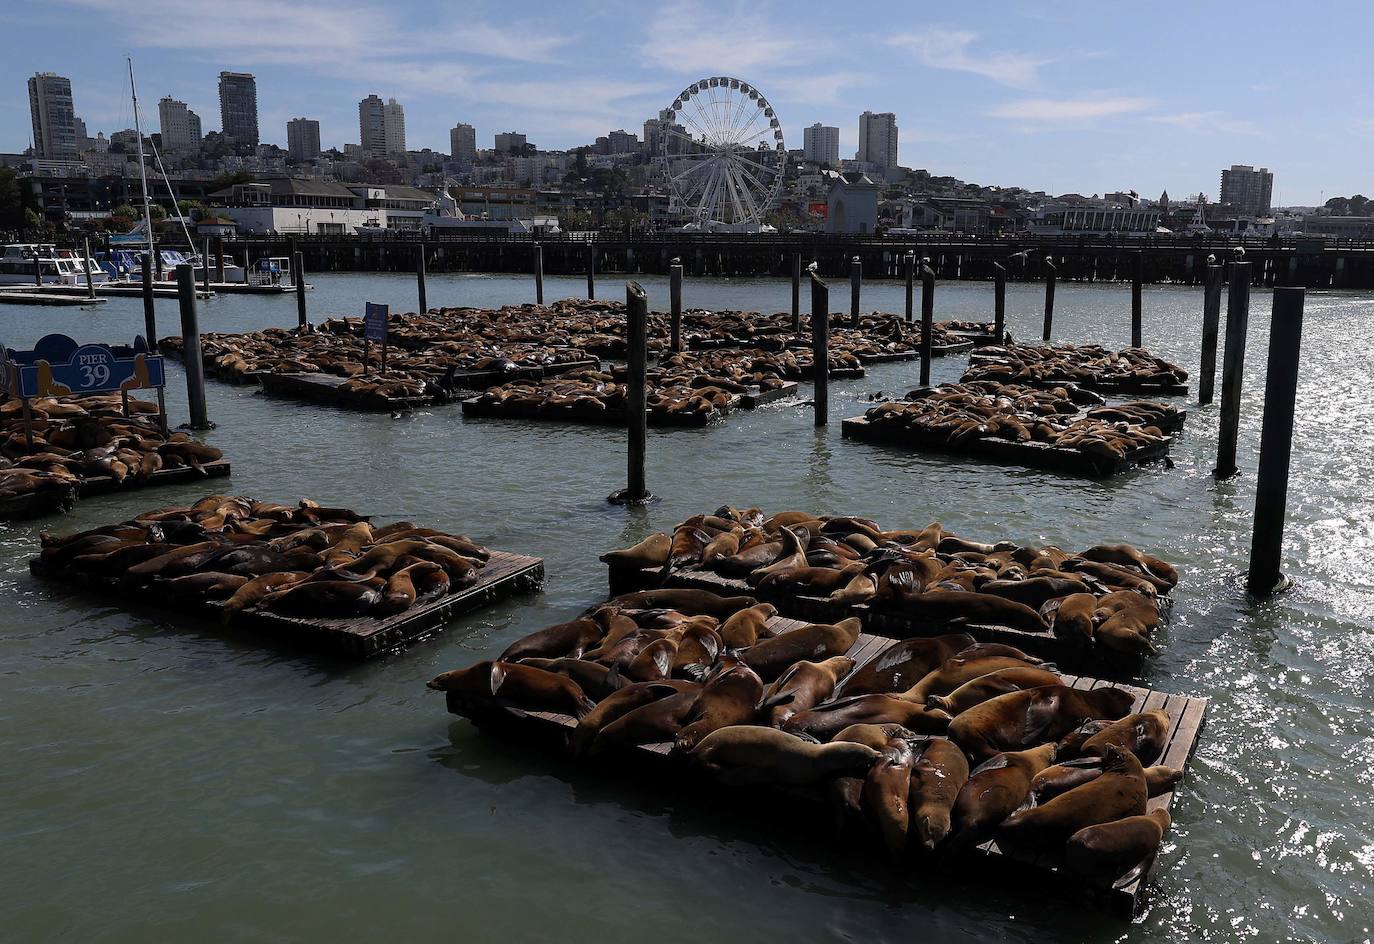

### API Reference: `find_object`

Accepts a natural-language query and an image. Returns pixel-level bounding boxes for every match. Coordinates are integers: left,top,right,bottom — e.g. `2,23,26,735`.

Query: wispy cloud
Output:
639,5,811,74
987,97,1156,122
1147,112,1263,136
886,29,1049,88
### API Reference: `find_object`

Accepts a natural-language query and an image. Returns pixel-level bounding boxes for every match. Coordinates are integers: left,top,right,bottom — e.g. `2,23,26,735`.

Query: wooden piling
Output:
83,237,96,299
993,262,1007,341
1247,287,1305,594
1131,252,1143,348
214,237,225,283
201,238,211,295
904,253,915,323
534,243,544,305
791,252,801,331
670,258,683,353
140,253,157,343
33,255,41,286
1214,260,1252,478
1198,263,1223,405
850,255,861,327
175,265,211,430
587,244,596,300
294,251,308,328
919,260,935,386
1043,258,1057,341
811,271,829,427
416,245,428,313
608,281,650,504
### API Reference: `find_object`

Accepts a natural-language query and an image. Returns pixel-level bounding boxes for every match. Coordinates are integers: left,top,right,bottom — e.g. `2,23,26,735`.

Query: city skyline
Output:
1,0,1369,204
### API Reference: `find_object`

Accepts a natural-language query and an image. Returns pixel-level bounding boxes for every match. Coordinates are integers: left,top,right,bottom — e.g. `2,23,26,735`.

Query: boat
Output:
0,244,109,286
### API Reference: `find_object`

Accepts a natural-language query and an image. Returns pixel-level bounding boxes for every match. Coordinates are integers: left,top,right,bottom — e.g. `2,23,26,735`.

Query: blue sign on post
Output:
364,302,389,342
4,334,165,399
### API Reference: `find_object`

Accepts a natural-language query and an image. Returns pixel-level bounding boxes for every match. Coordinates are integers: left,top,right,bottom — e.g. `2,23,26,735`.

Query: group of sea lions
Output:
0,395,224,504
475,366,744,422
963,343,1188,389
603,507,1177,657
430,587,1180,887
861,381,1180,465
36,494,489,620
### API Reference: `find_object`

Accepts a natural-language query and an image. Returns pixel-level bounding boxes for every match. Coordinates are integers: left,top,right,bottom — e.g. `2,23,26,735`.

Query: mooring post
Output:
33,254,41,286
1247,287,1305,595
1131,251,1144,348
791,251,801,331
294,251,308,328
670,257,683,352
586,243,596,300
993,262,1007,342
534,243,545,305
1199,260,1223,405
140,252,157,342
811,269,829,426
214,237,225,283
83,237,96,299
175,264,211,430
904,252,915,323
1042,257,1057,341
849,255,861,327
920,258,935,387
416,244,428,313
1214,259,1252,478
608,281,651,505
201,238,211,295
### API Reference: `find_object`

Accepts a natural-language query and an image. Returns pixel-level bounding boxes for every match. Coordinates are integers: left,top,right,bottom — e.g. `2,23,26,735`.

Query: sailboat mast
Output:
128,57,156,270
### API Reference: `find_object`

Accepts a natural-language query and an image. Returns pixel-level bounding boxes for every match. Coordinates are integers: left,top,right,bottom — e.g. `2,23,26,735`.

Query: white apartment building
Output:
857,111,898,170
383,98,406,154
158,97,202,151
802,123,840,165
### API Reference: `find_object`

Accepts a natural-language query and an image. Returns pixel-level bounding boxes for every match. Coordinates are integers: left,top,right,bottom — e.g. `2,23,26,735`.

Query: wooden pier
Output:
0,460,232,521
443,615,1207,918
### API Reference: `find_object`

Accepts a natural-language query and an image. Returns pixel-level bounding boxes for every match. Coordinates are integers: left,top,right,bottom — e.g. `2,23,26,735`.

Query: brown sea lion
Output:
900,589,1050,635
826,723,922,832
1045,592,1098,644
863,737,918,859
625,637,678,681
591,687,701,754
674,661,765,752
1065,808,1172,886
1032,759,1183,802
999,745,1148,850
1057,719,1113,759
979,576,1091,610
156,571,248,601
500,616,604,663
569,679,695,756
925,666,1065,715
718,602,777,649
947,685,1137,763
610,589,758,619
600,532,672,569
908,737,971,852
902,653,1048,703
744,527,809,586
219,571,307,620
740,617,861,680
760,656,855,727
518,657,625,701
713,538,785,577
426,660,597,719
1078,544,1178,587
835,633,976,698
689,725,880,786
263,579,383,617
783,695,952,741
1080,709,1171,764
947,742,1057,850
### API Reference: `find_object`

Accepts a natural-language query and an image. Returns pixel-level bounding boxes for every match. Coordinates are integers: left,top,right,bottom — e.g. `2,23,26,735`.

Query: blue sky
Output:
3,0,1369,205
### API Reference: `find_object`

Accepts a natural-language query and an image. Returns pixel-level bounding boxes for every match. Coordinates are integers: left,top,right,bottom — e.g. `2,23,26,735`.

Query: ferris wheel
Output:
659,77,785,229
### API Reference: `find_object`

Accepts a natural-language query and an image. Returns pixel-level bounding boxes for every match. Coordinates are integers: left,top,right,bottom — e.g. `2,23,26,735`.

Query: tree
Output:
0,167,23,232
210,170,254,191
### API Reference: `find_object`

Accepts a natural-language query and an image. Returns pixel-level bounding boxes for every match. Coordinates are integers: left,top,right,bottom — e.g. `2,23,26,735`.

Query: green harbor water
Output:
2,271,1371,943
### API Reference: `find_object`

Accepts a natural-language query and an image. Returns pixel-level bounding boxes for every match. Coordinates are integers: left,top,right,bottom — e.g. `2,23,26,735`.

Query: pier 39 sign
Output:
2,334,166,399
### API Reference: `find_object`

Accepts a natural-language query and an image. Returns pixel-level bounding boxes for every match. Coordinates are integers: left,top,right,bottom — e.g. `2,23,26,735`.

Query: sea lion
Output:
569,679,694,757
783,695,952,741
156,571,248,601
1065,809,1172,886
610,589,758,619
1056,719,1113,759
718,602,777,649
600,532,672,569
426,660,597,719
689,725,880,786
899,589,1050,635
591,687,701,754
740,617,861,680
947,742,1057,850
979,576,1091,610
1078,544,1178,587
925,666,1065,715
760,656,855,727
499,616,604,663
674,661,765,752
625,637,678,681
1080,709,1171,764
518,657,625,701
863,737,918,859
947,685,1137,763
219,571,307,620
834,634,977,698
1032,759,1183,802
999,745,1148,850
908,737,971,852
902,653,1048,703
713,538,785,577
263,579,383,617
744,526,809,586
1045,592,1098,644
1093,598,1161,656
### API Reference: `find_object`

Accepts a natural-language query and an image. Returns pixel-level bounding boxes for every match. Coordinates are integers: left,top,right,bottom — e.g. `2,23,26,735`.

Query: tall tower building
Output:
158,97,202,151
857,111,898,170
494,131,527,153
28,72,79,160
450,123,476,161
803,123,840,165
287,118,321,161
383,97,406,154
218,71,259,147
1219,164,1274,215
359,94,386,154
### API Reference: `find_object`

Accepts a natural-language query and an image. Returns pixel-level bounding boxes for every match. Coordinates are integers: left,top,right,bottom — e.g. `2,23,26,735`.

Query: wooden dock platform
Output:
737,382,799,408
29,548,543,659
0,459,232,521
443,616,1206,919
461,396,733,428
0,291,107,306
258,372,437,411
840,416,1174,478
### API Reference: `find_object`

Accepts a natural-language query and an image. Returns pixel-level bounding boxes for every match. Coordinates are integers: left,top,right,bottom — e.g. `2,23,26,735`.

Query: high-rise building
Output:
287,117,321,162
218,71,259,147
606,129,638,154
359,94,386,154
383,97,406,154
494,131,527,154
450,123,476,161
857,111,898,170
158,97,202,151
1219,164,1274,216
28,72,79,160
803,123,840,165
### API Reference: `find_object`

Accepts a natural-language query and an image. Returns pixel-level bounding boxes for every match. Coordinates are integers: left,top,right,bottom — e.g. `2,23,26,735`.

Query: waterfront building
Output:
826,171,881,234
494,131,527,154
158,97,202,151
359,95,386,154
606,129,638,155
218,72,259,147
1027,202,1161,236
1220,164,1274,216
803,123,840,166
383,97,406,154
287,118,321,162
857,111,897,170
28,73,79,160
450,123,476,162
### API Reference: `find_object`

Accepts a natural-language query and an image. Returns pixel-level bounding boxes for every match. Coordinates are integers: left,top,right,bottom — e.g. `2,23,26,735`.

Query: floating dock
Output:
444,615,1206,918
258,372,437,411
839,416,1174,478
0,459,232,521
30,548,543,658
0,291,107,306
